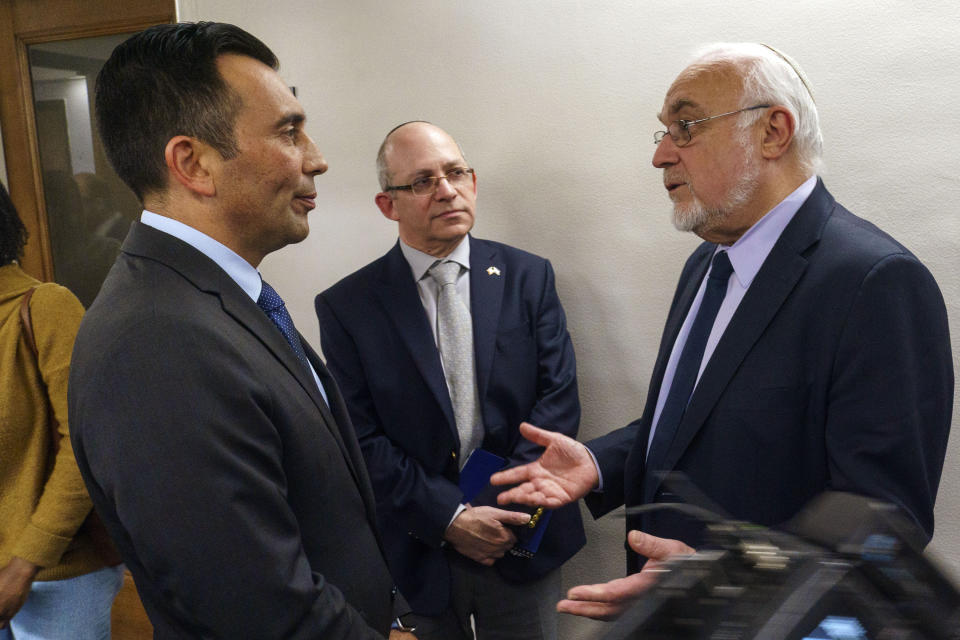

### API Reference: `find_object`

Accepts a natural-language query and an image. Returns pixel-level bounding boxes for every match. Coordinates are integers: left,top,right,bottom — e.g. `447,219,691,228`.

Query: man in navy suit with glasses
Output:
316,121,585,639
493,42,953,622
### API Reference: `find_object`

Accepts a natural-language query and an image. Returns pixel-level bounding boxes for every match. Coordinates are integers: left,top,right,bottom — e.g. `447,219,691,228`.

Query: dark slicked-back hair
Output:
0,182,28,265
95,22,278,201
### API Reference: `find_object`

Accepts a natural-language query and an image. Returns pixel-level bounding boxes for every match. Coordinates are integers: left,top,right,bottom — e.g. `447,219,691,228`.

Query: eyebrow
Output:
274,112,305,129
408,161,467,180
408,168,436,180
663,98,701,119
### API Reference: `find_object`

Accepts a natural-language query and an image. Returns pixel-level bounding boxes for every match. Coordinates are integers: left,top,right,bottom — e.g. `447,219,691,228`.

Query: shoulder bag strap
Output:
19,286,123,566
19,286,62,450
19,287,39,357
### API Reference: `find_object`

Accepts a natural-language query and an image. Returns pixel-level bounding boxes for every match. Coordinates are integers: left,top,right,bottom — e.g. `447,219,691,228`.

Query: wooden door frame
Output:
0,0,175,280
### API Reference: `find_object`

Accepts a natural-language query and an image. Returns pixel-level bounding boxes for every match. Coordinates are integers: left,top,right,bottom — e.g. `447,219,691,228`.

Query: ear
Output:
164,135,217,197
759,106,796,160
375,192,399,221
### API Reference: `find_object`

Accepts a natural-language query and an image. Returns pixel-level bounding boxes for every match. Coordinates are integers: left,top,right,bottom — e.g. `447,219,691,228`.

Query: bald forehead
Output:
381,123,466,179
660,64,745,121
384,122,456,155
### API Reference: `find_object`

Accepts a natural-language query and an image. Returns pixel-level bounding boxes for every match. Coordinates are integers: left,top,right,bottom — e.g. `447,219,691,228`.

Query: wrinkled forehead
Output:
659,64,745,122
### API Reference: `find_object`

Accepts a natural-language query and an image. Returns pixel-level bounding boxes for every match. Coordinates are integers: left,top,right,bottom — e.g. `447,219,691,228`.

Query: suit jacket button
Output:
451,450,457,460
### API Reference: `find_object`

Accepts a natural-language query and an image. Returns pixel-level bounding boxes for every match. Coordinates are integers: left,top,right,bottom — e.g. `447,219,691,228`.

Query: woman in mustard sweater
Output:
0,183,123,639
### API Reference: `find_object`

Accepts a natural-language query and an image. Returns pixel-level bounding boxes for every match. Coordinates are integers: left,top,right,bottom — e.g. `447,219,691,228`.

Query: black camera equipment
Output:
602,490,960,640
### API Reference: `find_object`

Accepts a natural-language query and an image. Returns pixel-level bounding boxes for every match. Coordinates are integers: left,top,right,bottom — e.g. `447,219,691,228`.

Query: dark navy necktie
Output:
646,250,734,473
257,280,312,375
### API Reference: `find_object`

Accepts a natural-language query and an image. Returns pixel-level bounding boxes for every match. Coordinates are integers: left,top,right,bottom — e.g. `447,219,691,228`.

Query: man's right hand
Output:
443,505,531,566
490,422,599,508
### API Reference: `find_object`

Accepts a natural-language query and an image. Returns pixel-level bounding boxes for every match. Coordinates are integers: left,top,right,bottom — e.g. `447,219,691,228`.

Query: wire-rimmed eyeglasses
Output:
654,105,771,147
384,167,475,196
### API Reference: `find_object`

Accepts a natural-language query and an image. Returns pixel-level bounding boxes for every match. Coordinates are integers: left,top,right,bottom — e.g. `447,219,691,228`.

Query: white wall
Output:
180,2,960,637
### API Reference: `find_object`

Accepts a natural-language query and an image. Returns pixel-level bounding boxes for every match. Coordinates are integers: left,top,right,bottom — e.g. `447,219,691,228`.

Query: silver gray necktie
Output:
429,261,482,465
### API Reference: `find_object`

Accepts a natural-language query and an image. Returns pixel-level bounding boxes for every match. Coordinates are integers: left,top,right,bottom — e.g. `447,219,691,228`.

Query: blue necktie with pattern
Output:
257,280,312,376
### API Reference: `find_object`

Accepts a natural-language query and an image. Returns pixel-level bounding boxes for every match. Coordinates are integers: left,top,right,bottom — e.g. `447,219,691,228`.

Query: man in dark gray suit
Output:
68,22,409,639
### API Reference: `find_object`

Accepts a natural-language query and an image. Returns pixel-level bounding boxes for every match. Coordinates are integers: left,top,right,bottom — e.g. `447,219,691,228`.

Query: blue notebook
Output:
459,449,507,502
458,448,551,558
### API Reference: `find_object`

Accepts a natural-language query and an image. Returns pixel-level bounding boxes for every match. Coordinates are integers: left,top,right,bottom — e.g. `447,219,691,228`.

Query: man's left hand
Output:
0,556,40,628
443,505,530,566
557,530,693,620
388,630,417,639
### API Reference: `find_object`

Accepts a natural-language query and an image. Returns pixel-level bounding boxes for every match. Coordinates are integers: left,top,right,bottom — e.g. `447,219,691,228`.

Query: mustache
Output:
663,171,686,187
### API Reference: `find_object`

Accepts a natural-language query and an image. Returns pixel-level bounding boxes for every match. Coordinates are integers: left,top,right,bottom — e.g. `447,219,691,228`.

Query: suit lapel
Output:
469,238,505,404
373,243,458,437
632,251,712,465
212,273,374,491
218,285,328,409
309,346,379,522
644,181,835,503
123,223,368,495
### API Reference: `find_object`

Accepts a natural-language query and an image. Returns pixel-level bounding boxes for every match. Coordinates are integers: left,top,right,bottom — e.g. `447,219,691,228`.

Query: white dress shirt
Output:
399,235,472,343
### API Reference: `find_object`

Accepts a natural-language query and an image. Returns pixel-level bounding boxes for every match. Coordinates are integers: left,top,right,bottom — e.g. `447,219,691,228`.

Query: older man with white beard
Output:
492,42,953,621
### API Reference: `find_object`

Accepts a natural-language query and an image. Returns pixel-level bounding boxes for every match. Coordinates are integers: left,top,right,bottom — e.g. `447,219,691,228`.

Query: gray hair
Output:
376,146,391,191
688,43,823,175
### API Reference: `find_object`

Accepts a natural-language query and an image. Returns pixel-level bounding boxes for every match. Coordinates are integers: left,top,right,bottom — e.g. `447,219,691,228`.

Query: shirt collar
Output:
140,210,264,302
720,175,817,289
399,235,471,282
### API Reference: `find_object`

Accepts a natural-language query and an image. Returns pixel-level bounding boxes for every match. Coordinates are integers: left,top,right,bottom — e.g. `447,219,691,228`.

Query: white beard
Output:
670,140,761,235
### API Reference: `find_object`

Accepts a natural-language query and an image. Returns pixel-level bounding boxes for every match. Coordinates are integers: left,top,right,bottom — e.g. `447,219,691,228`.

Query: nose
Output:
303,133,328,176
652,134,679,169
433,175,457,199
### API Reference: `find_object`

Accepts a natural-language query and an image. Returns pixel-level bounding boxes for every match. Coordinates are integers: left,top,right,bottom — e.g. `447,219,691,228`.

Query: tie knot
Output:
257,280,285,313
708,251,733,282
428,260,462,287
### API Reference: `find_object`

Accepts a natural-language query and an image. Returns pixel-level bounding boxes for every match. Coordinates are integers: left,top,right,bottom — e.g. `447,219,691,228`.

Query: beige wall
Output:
179,2,960,637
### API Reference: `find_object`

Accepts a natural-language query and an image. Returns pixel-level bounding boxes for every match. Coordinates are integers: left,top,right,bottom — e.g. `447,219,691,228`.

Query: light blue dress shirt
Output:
644,175,817,454
140,211,329,405
586,175,818,489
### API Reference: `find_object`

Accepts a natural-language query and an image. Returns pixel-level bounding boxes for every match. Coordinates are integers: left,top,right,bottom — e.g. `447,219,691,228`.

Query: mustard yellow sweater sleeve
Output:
0,268,98,577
